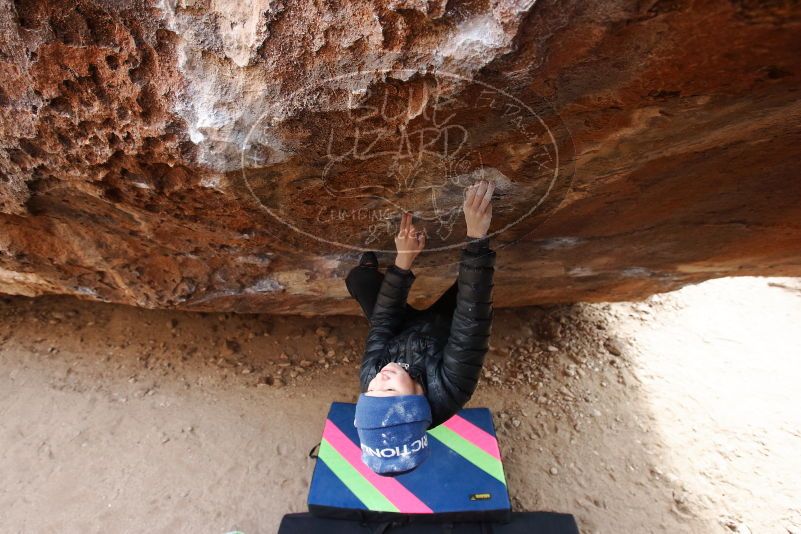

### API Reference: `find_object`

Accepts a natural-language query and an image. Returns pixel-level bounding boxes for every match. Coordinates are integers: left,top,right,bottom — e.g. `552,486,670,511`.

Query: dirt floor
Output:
1,277,800,534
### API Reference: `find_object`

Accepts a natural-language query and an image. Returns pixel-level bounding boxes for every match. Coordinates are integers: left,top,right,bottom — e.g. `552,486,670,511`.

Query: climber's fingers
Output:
478,181,495,213
471,181,488,210
398,211,411,237
465,184,477,208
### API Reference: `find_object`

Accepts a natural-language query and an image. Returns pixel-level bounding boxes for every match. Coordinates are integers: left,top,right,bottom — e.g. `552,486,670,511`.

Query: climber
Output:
345,180,496,476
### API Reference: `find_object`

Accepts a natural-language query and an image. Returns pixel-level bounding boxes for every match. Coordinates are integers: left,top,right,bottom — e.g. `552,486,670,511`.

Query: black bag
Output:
277,511,580,534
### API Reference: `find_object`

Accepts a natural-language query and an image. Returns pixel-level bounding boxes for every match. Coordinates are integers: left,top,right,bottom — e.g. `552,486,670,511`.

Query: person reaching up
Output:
345,180,496,475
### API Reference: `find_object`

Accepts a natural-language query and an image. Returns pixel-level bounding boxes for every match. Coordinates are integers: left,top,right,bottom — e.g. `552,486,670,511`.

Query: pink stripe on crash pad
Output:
442,415,502,460
323,420,433,514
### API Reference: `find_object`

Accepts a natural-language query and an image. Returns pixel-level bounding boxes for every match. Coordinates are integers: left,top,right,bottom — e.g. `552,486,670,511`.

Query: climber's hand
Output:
394,211,426,271
464,180,494,238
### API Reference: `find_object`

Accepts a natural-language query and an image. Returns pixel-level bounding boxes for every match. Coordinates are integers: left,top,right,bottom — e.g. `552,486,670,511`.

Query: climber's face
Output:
365,362,423,397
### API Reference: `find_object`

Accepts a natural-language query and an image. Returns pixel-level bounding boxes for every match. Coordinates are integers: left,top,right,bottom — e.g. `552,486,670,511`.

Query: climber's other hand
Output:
464,180,494,238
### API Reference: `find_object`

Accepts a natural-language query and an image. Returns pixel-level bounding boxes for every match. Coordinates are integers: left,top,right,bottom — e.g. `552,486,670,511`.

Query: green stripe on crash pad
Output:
427,426,507,484
317,438,399,512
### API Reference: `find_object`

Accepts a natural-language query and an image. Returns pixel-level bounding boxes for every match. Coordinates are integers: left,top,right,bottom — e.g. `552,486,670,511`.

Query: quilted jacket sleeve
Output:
359,264,415,391
436,236,495,420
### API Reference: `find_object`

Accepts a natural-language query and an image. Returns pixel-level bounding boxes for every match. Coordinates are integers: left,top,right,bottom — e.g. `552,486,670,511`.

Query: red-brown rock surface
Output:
1,0,800,314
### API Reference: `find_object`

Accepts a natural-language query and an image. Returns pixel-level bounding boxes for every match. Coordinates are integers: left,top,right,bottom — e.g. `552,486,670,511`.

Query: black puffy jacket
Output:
359,237,495,428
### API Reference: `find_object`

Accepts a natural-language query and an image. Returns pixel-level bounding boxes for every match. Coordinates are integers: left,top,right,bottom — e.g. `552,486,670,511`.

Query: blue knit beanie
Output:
354,394,432,475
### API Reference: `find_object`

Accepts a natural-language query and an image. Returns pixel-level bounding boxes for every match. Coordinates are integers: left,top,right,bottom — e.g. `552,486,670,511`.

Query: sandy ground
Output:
0,277,800,534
